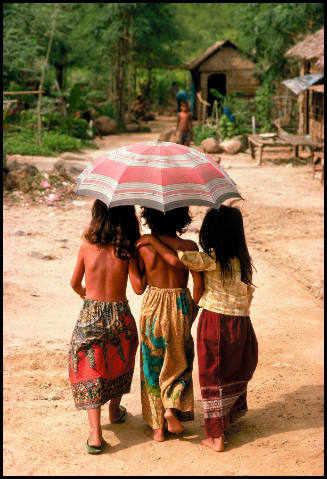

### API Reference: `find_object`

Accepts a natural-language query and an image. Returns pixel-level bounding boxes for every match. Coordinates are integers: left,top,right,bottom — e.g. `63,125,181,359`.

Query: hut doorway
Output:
208,73,226,115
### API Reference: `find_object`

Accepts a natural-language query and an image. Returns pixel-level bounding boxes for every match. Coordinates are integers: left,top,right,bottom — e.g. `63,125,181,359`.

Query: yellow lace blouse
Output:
177,250,254,316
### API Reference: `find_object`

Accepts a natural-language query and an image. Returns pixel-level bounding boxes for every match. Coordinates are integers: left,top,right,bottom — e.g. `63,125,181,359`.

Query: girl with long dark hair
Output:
137,204,258,452
68,200,146,454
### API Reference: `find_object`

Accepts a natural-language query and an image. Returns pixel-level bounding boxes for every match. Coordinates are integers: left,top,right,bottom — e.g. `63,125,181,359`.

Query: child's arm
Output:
137,234,185,269
190,270,204,324
70,245,86,299
191,270,204,305
128,254,147,295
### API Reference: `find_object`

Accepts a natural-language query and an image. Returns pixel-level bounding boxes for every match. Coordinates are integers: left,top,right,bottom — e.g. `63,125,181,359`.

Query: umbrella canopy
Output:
76,141,242,212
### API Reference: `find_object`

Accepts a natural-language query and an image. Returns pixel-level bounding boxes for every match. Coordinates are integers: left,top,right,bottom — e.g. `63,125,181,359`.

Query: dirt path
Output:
3,117,324,476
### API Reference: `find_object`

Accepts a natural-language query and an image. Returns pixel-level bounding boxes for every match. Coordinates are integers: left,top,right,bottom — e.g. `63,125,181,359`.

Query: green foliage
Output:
252,82,276,132
218,115,238,140
93,102,115,120
193,125,220,146
173,3,239,62
233,3,324,83
209,90,253,137
61,118,89,139
4,129,97,156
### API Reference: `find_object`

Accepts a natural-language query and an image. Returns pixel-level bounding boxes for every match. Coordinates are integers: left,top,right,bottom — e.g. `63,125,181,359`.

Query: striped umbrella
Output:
76,141,242,212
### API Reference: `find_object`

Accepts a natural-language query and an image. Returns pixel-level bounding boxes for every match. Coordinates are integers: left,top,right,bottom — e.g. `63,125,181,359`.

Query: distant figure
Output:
175,101,193,146
130,95,146,120
176,88,191,112
223,106,235,123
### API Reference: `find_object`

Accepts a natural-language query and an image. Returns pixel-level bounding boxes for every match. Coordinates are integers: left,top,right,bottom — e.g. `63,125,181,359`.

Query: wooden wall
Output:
193,46,260,119
297,60,324,141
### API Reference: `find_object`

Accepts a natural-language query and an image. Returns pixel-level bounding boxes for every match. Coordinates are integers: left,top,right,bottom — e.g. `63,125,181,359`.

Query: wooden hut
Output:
188,40,260,119
285,28,324,142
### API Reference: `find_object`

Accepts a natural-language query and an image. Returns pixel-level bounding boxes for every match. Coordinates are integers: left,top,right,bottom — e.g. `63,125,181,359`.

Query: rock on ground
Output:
94,116,117,135
220,138,242,154
201,137,223,153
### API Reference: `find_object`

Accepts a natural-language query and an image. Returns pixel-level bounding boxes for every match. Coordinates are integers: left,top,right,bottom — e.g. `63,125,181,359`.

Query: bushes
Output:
61,117,89,139
193,125,220,145
4,129,97,156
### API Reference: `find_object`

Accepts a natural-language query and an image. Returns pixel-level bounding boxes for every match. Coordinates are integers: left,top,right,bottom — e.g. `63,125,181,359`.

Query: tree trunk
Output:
127,14,133,120
37,6,57,145
114,42,120,120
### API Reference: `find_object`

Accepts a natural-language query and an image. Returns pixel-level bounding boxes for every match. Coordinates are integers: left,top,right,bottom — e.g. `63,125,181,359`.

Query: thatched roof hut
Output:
286,28,324,73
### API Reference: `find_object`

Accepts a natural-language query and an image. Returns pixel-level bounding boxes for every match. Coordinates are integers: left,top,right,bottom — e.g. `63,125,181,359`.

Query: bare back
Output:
73,242,129,302
138,234,197,288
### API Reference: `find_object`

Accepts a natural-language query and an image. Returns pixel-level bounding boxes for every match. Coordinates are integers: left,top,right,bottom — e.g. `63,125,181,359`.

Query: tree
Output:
233,3,324,83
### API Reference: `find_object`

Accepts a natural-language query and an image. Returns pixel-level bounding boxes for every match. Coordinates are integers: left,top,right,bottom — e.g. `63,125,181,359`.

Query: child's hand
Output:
137,235,153,248
79,287,86,299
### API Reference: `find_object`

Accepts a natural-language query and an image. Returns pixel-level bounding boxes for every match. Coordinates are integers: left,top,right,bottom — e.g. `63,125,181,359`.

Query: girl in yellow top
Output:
137,205,258,452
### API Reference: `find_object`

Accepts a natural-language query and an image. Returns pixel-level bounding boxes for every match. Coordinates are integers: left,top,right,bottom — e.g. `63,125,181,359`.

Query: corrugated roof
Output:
188,40,237,70
282,73,324,95
286,28,324,66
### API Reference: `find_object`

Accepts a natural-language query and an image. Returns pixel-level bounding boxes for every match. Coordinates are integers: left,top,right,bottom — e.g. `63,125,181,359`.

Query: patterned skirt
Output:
197,309,258,438
68,299,139,410
140,286,195,430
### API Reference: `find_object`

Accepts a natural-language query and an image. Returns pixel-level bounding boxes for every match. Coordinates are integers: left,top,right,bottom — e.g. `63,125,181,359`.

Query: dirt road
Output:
3,117,324,476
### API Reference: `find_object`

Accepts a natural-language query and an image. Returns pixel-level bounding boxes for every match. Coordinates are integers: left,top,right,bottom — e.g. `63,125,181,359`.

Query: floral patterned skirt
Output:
140,286,195,430
68,299,139,410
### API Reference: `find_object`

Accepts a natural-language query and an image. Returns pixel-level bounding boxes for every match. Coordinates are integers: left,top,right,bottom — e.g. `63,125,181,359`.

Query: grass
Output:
4,128,98,156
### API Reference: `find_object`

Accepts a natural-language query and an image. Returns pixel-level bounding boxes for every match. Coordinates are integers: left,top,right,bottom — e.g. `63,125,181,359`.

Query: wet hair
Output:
141,207,192,237
199,205,254,285
84,200,140,259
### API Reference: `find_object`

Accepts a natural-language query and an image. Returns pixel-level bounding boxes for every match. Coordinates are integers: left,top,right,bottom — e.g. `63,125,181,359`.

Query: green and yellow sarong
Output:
140,286,194,430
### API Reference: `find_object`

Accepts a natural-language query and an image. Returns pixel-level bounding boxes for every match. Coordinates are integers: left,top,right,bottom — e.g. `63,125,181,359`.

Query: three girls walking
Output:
68,199,258,453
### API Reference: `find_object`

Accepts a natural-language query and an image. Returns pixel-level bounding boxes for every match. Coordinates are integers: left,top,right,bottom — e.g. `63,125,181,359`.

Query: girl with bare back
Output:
68,200,145,454
136,207,204,442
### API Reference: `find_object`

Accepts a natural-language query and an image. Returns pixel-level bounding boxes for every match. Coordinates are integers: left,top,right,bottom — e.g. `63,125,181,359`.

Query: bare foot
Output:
201,436,224,452
164,409,184,434
88,428,102,448
153,428,165,442
109,405,126,423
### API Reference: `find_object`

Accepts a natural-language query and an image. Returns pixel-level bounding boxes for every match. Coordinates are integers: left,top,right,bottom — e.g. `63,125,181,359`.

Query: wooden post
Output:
258,145,263,165
252,116,256,135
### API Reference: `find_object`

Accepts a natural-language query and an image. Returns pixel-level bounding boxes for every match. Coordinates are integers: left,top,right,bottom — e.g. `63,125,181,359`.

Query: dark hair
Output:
141,207,192,237
84,200,140,259
199,206,254,285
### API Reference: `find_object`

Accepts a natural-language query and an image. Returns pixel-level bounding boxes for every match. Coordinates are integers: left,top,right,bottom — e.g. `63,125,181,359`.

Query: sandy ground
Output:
3,117,324,476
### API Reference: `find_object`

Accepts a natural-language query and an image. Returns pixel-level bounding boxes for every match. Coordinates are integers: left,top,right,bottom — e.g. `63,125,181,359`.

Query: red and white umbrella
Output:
76,141,242,212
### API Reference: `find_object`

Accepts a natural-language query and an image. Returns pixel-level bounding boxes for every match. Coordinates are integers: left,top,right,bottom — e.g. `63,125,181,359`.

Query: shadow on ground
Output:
225,384,324,450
